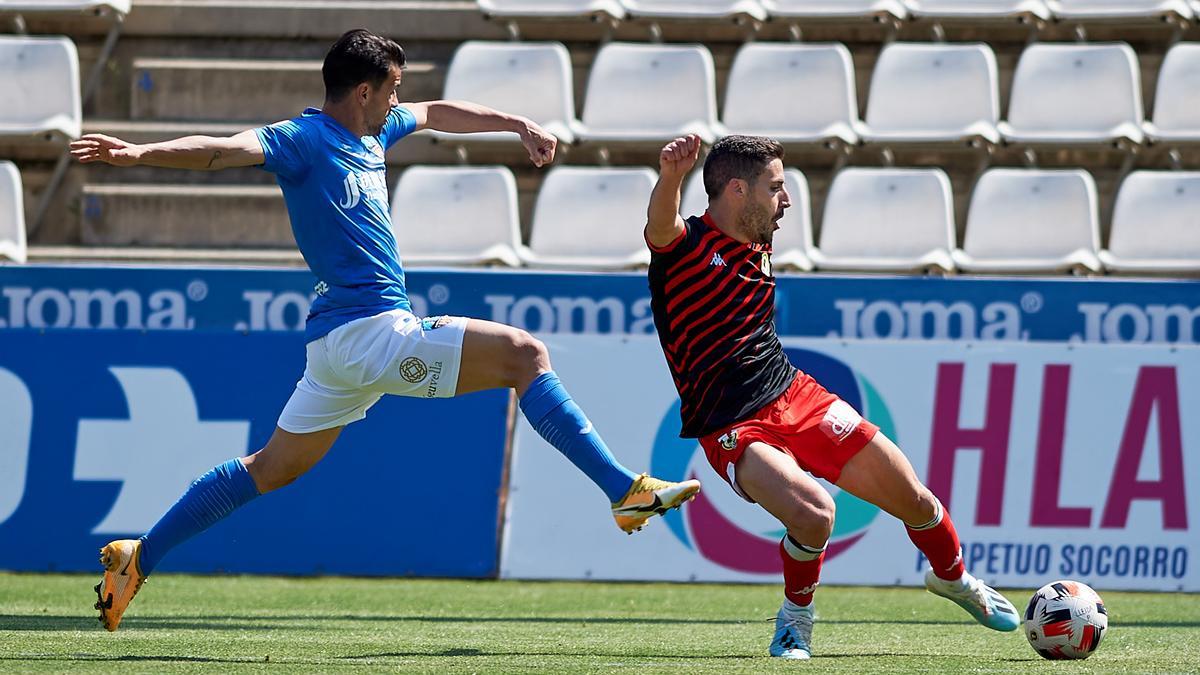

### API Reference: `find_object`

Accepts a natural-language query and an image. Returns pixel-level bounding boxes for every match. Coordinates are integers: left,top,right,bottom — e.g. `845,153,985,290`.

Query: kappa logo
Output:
399,357,429,384
710,252,727,267
820,400,862,443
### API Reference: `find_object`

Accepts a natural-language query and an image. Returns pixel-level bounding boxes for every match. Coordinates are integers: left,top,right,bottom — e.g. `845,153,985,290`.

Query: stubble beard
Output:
739,201,776,245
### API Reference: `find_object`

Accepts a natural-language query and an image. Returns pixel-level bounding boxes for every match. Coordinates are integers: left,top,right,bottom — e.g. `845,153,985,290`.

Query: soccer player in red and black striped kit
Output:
646,134,1020,659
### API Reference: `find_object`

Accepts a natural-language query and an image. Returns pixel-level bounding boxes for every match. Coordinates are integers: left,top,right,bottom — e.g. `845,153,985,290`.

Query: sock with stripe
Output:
905,500,965,581
138,458,261,573
518,371,638,503
781,535,825,607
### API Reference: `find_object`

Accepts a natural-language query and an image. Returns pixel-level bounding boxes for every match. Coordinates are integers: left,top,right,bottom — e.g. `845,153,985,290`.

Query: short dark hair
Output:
702,135,785,199
322,29,406,102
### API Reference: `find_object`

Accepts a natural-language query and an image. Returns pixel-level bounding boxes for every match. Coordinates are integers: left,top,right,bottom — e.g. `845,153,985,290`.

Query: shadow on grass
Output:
5,613,1197,633
0,654,270,665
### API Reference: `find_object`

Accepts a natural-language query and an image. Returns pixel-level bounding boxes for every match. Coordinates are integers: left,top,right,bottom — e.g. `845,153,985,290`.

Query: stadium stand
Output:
861,42,1000,149
0,1,129,12
680,167,815,270
903,0,1051,21
953,168,1103,273
430,41,582,152
997,43,1145,151
390,165,524,268
621,0,768,22
2,0,1195,276
520,166,656,269
810,167,956,273
0,160,25,263
577,42,720,148
0,36,81,142
476,0,625,19
717,42,862,157
1099,171,1200,274
1046,0,1193,23
1143,42,1200,153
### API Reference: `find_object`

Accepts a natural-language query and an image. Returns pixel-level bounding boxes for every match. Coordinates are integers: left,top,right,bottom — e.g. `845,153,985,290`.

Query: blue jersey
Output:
255,106,418,342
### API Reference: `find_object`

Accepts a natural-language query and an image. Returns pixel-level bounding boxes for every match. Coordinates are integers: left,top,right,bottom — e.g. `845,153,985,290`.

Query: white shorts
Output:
277,309,468,434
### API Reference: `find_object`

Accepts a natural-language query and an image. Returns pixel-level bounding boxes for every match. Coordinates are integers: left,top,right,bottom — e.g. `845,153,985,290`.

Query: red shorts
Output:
698,372,879,502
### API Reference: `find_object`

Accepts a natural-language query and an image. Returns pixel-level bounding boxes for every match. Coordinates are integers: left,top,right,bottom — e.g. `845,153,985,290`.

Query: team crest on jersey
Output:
718,429,739,451
760,251,773,277
399,357,429,384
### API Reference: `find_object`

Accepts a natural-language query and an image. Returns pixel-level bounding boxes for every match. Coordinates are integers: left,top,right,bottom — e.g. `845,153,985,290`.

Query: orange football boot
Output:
611,473,701,534
94,539,147,632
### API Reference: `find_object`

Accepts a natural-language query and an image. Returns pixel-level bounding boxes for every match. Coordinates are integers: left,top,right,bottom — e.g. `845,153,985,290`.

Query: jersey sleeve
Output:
255,118,315,182
646,216,698,257
379,106,419,149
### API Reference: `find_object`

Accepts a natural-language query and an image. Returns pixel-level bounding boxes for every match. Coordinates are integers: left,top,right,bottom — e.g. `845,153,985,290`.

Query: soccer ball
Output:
1024,580,1108,660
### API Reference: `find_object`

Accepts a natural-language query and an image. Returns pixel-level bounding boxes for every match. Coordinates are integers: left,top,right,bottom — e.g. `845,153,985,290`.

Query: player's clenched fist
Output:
659,134,701,178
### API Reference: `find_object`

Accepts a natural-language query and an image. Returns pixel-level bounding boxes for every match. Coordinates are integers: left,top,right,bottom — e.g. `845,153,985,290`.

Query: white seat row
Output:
0,1,129,13
435,40,1200,152
0,161,26,264
0,36,81,142
478,0,1193,22
389,165,1200,275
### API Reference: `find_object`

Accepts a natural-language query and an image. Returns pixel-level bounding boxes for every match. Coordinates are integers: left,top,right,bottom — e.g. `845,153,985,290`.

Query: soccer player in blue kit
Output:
70,29,700,631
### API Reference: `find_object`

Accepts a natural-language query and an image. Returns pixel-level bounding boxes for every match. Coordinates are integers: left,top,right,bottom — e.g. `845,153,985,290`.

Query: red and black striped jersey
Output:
647,213,796,438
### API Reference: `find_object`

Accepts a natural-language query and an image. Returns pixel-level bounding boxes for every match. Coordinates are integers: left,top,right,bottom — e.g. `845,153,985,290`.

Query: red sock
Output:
906,500,964,581
780,536,825,606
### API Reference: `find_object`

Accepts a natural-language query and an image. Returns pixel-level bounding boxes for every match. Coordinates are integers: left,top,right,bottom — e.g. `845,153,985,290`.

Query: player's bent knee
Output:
784,492,836,542
508,329,551,382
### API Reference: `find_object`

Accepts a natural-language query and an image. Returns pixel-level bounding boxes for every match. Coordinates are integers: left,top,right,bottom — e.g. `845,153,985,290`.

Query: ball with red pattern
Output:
1024,580,1108,660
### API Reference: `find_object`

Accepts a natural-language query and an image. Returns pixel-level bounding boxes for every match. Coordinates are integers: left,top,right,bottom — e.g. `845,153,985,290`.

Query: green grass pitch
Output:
1,573,1198,673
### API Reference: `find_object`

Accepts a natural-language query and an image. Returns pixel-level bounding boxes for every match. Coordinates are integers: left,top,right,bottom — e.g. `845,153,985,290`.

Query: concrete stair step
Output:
81,183,295,247
130,57,440,122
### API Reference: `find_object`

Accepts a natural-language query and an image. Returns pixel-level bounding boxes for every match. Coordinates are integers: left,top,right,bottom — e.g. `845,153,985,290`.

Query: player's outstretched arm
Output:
70,129,265,171
400,100,555,167
646,134,701,249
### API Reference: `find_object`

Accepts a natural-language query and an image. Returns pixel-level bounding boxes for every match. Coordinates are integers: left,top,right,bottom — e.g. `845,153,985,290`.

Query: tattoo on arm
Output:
205,150,223,169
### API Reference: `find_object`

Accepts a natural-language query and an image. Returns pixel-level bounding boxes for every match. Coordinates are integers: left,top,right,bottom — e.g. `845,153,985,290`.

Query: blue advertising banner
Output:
0,330,509,576
0,264,1197,344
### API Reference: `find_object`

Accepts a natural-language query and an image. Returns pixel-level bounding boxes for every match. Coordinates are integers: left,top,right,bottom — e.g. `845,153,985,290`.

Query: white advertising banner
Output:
501,336,1199,591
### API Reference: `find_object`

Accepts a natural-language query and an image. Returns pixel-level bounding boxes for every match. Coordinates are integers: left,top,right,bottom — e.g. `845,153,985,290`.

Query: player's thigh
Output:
735,441,835,542
455,318,549,396
835,431,937,526
243,425,343,493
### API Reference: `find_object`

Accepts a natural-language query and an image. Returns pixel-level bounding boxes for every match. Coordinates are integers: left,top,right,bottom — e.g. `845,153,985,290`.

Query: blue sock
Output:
519,371,638,503
138,458,260,573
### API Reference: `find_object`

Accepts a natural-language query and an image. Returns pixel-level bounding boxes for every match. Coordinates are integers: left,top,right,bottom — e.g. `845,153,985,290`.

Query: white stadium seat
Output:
621,0,767,20
0,1,130,14
761,0,907,19
522,166,657,269
719,43,863,148
1046,0,1192,21
1099,171,1200,274
862,42,1000,146
431,42,582,145
998,43,1144,147
476,0,625,19
680,168,814,271
1143,43,1200,145
390,166,523,267
0,161,25,264
810,168,956,273
903,0,1051,20
0,36,81,141
953,168,1102,273
578,43,719,144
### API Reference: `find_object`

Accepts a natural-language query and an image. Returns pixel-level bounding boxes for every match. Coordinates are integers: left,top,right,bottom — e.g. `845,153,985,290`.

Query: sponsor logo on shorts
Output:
399,357,429,384
718,429,739,451
421,316,453,331
424,360,444,398
820,400,862,444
